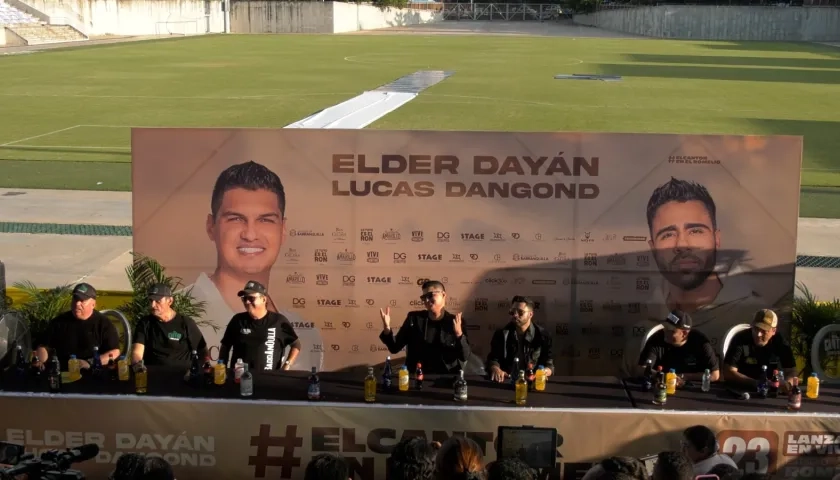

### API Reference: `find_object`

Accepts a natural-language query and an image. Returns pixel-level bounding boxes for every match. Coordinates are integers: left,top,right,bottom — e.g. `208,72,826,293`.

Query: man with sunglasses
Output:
486,296,554,383
637,310,719,385
723,309,796,392
130,284,206,368
378,280,470,374
219,281,301,371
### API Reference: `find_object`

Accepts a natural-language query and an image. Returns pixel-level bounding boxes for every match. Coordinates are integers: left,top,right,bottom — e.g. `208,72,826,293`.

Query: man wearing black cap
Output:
130,284,207,368
35,283,120,370
219,280,302,371
637,310,720,384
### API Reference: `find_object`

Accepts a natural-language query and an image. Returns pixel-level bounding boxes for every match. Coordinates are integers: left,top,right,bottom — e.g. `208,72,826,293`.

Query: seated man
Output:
723,308,796,391
35,283,120,370
486,295,554,382
637,310,719,384
379,280,471,374
131,284,207,368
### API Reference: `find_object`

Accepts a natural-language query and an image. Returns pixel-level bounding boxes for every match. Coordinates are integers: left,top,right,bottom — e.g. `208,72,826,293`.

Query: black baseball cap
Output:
147,284,173,300
72,283,96,300
663,310,692,330
238,280,268,297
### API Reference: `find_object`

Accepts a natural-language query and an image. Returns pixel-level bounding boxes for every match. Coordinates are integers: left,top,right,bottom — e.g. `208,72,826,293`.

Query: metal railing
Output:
442,3,565,20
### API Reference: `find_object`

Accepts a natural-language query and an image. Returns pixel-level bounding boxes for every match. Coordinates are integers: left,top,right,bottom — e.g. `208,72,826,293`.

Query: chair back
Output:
721,323,751,361
101,309,132,356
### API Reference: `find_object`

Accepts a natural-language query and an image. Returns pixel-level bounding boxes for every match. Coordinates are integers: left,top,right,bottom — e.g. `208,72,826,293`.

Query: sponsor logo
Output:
264,327,276,371
474,298,489,311
345,299,359,308
636,255,650,267
556,323,570,335
332,228,347,242
314,249,328,263
612,326,625,337
603,233,617,241
418,253,442,262
342,275,355,286
606,276,622,289
389,300,397,307
370,344,389,353
416,277,431,286
554,252,568,262
449,253,463,263
623,235,647,242
292,298,306,308
336,249,356,262
484,278,507,286
342,322,351,329
469,253,479,262
602,301,622,312
583,253,598,267
491,253,504,263
365,299,375,306
331,344,340,351
284,248,300,262
628,303,642,314
399,276,413,285
315,274,328,286
532,279,556,285
393,252,407,264
365,322,375,330
582,324,601,336
588,348,600,360
286,272,305,285
606,254,626,266
409,299,425,307
437,232,450,242
562,278,599,286
290,229,324,238
360,229,374,242
636,277,650,291
512,254,549,262
411,231,424,242
610,349,623,358
491,233,505,241
511,233,521,240
533,233,543,241
632,326,647,337
323,321,336,329
579,300,594,313
317,299,342,307
351,345,360,353
497,300,509,310
382,229,401,241
311,344,324,352
580,232,594,243
367,276,392,284
366,251,380,263
461,233,484,241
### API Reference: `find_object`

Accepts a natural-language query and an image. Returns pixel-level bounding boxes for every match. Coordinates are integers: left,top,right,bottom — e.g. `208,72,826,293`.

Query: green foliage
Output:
11,281,72,344
790,282,840,379
118,253,214,332
372,0,408,9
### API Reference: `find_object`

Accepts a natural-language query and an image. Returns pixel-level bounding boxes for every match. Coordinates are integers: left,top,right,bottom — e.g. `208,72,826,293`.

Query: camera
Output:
0,442,98,480
496,426,559,470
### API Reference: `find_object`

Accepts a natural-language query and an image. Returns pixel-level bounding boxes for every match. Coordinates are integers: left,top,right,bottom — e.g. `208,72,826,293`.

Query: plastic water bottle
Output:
701,369,711,392
234,358,245,384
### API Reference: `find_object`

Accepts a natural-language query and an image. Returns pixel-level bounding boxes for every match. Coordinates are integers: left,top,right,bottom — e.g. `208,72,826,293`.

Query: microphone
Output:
54,444,100,470
726,388,750,400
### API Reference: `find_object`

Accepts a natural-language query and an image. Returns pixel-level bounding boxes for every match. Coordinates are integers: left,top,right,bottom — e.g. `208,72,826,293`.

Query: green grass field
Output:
1,34,839,216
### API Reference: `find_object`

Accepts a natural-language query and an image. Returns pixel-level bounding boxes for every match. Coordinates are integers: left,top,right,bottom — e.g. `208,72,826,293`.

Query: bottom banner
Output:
1,395,839,479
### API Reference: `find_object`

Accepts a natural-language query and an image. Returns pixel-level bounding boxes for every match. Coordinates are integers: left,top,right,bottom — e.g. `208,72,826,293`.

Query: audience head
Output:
682,425,718,462
110,454,174,480
305,453,350,480
435,436,485,480
140,457,175,480
708,463,742,480
652,451,694,480
388,436,438,480
486,457,536,480
600,456,649,480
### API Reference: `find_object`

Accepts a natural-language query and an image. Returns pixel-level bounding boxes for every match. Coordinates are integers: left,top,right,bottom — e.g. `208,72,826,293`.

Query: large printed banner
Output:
2,395,839,479
132,130,802,375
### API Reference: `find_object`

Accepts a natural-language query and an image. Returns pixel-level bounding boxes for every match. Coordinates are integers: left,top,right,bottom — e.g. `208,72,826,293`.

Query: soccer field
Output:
1,34,839,216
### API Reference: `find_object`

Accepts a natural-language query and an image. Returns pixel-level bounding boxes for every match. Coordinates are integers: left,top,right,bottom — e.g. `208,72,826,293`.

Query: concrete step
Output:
6,23,87,45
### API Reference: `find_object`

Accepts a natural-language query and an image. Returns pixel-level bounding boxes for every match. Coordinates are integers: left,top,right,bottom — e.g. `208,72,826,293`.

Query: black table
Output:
0,368,634,409
625,379,840,413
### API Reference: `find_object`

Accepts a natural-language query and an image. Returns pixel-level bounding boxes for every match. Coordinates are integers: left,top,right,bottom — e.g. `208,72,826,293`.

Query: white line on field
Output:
0,125,81,147
3,144,130,151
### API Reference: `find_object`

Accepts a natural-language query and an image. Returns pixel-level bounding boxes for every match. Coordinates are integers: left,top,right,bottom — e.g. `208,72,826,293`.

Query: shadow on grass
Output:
596,63,840,84
625,53,840,70
0,145,131,156
700,41,840,58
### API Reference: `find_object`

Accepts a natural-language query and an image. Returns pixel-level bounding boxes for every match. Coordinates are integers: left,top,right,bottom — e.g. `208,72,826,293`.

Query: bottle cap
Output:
669,368,676,373
704,369,710,374
538,365,544,369
811,372,818,377
70,355,76,359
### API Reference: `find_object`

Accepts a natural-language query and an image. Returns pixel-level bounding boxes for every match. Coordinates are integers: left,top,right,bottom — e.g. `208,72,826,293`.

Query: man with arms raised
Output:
36,283,120,369
219,281,301,371
723,308,796,391
189,161,322,371
637,310,719,385
379,280,470,374
131,284,206,368
486,295,554,382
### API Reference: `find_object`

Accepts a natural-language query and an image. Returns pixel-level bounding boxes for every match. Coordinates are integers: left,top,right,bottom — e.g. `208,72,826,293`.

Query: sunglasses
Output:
420,291,442,301
241,295,260,304
509,308,530,317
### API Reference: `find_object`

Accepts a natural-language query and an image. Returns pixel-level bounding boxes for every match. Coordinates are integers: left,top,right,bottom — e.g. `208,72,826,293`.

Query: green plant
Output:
790,282,840,379
11,281,73,345
119,253,215,332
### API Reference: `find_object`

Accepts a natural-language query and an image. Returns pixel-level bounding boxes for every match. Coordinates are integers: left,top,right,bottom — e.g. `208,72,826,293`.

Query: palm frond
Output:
790,282,840,378
11,281,73,347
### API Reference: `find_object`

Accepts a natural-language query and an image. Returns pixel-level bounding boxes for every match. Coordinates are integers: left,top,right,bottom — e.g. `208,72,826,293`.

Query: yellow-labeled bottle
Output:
398,365,409,392
68,355,81,381
807,373,820,399
535,365,547,392
134,360,147,394
117,355,130,381
364,367,377,402
214,360,227,385
666,369,677,395
515,370,528,406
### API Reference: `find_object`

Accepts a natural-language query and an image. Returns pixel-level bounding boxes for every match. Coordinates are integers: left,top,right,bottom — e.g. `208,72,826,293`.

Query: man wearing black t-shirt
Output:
638,310,720,384
486,295,555,382
724,309,796,391
130,284,207,368
219,281,301,371
378,280,471,374
35,283,121,370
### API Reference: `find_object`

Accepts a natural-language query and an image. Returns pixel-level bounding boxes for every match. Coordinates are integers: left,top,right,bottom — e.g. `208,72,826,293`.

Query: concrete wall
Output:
574,6,840,41
332,1,441,33
2,27,29,46
19,0,226,36
230,1,442,34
